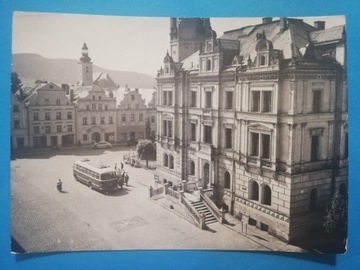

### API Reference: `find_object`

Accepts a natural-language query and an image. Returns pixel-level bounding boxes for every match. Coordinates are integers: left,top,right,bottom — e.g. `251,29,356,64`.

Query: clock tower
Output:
79,42,93,86
169,18,213,63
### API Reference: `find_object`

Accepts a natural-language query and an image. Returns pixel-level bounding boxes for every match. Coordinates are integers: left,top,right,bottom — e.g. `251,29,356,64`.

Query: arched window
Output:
262,185,271,206
310,188,318,210
260,55,266,66
249,181,259,201
224,171,231,189
190,161,195,175
163,153,168,167
169,155,174,169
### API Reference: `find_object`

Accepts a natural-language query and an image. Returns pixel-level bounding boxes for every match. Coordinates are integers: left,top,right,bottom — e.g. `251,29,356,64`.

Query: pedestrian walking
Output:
115,163,117,170
125,173,129,186
120,162,124,169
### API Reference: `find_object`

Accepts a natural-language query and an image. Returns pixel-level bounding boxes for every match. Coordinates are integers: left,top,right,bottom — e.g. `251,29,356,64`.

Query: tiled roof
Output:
113,87,156,107
310,25,345,45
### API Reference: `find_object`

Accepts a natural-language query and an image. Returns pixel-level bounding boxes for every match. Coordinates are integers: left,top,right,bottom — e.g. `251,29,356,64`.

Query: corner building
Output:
156,17,347,241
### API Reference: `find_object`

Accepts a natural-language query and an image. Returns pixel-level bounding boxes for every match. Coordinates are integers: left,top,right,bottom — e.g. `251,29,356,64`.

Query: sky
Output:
12,12,345,76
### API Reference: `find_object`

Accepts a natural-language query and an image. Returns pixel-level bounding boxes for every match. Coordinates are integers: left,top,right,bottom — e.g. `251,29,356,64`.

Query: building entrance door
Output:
17,138,24,149
51,136,58,146
92,132,100,143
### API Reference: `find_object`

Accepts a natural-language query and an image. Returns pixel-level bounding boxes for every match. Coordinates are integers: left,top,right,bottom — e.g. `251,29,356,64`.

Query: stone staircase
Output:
191,200,217,225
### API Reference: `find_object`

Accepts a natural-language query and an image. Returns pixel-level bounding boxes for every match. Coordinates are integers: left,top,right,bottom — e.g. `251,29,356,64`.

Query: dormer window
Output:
260,55,266,66
206,41,212,52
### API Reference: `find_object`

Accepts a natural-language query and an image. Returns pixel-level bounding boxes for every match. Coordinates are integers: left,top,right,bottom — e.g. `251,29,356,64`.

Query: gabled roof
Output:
93,72,118,89
310,25,345,45
114,87,156,107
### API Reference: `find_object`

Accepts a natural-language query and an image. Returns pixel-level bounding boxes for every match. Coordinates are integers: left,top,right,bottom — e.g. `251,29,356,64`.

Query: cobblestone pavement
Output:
11,147,270,253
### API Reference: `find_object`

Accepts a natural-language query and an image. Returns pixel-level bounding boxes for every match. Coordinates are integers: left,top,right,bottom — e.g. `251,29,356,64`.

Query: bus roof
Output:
74,159,116,174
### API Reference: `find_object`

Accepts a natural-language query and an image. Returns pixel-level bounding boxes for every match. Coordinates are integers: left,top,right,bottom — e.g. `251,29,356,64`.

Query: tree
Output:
145,117,151,140
137,139,156,167
323,193,348,235
11,72,23,96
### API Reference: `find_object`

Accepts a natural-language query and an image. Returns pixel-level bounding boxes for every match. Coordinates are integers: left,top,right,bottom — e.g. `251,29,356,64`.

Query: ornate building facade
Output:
156,17,347,241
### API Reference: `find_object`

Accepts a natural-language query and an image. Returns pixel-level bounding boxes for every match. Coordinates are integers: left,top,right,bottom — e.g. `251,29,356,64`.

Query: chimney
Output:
314,21,325,30
280,17,287,31
135,88,139,92
262,17,273,24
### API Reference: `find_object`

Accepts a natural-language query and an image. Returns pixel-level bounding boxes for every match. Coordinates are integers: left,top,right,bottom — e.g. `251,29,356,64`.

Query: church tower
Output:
79,42,93,86
169,18,213,63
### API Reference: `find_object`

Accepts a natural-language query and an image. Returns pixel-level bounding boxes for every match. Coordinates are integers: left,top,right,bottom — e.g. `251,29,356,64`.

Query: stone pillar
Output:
197,187,203,201
199,212,206,230
149,186,153,198
219,207,226,224
182,180,187,192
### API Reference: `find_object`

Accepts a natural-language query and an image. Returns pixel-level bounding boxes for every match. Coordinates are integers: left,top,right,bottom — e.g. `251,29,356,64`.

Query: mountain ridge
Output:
12,53,157,89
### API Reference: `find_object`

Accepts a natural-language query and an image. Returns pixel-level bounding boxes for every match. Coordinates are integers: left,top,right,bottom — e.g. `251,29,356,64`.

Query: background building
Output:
24,82,75,148
156,17,347,241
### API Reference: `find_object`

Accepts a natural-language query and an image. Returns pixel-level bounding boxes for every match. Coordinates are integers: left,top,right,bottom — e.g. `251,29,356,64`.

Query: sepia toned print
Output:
11,13,347,254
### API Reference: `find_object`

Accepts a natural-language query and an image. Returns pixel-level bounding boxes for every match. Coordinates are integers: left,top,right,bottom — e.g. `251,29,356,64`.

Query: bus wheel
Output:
88,182,93,189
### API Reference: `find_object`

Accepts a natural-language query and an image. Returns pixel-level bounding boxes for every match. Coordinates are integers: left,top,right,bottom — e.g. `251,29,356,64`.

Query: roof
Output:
220,19,316,61
113,87,156,107
24,82,64,105
181,51,199,70
93,72,118,89
310,25,345,45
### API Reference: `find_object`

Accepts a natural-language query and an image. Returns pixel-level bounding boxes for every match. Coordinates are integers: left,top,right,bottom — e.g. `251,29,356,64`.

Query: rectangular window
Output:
206,59,212,71
168,91,173,105
225,128,232,148
163,91,167,105
191,91,197,107
109,117,113,124
204,125,212,144
83,134,88,141
311,135,320,161
139,113,143,121
225,92,233,109
135,104,139,109
57,125,62,133
34,126,40,134
14,120,20,129
105,105,108,110
98,104,102,110
151,116,155,123
68,125,72,132
56,112,61,120
128,104,131,109
13,105,19,112
163,120,167,136
101,117,105,124
131,94,135,101
251,133,259,156
205,91,212,108
45,112,50,120
92,103,96,110
191,123,196,141
263,91,272,112
131,114,135,121
67,112,72,120
168,121,173,137
91,117,96,125
122,114,126,122
56,99,60,105
45,126,51,133
261,134,270,159
33,112,39,121
86,105,90,111
313,90,322,113
252,91,260,112
83,117,87,125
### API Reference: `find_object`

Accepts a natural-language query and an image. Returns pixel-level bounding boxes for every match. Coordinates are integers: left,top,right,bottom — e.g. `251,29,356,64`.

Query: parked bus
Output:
73,158,118,192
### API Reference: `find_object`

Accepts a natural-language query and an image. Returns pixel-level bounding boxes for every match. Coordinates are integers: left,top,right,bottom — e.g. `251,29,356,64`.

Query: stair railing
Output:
181,193,205,229
200,193,221,222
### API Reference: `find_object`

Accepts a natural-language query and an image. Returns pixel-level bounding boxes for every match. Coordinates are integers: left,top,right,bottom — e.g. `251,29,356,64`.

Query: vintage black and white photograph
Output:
10,12,347,254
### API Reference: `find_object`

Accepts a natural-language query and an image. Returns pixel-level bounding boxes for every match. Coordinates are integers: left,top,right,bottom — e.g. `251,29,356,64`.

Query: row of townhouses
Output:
11,43,157,150
155,17,347,241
